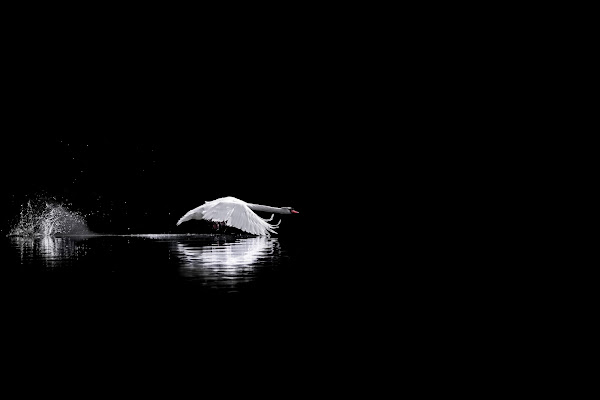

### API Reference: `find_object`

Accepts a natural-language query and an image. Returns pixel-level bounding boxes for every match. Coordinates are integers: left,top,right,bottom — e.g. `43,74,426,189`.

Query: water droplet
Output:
9,197,90,236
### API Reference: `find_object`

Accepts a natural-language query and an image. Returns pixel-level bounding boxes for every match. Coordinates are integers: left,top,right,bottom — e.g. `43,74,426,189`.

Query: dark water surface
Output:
2,231,351,378
2,234,317,329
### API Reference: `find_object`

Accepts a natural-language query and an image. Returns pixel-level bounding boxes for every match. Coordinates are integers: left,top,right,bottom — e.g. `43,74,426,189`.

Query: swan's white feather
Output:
176,196,278,236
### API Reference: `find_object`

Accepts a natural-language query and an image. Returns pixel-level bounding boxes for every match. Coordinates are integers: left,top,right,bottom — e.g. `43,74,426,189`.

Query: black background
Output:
0,11,440,386
0,13,373,334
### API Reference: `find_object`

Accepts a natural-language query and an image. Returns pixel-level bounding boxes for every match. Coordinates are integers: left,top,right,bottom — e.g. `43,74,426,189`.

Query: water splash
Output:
8,198,91,237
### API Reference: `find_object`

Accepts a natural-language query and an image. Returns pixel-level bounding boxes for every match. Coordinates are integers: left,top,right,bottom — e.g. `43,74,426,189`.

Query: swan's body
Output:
176,196,298,236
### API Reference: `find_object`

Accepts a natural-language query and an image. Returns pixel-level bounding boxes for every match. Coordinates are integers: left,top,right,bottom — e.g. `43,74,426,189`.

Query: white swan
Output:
176,196,298,236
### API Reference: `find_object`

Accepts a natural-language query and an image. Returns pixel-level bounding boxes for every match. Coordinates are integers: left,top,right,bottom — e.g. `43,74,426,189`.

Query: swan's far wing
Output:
176,197,228,226
176,204,207,226
203,200,278,236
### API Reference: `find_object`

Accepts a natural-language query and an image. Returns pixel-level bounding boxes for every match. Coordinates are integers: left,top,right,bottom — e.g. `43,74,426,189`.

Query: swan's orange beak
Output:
291,210,299,214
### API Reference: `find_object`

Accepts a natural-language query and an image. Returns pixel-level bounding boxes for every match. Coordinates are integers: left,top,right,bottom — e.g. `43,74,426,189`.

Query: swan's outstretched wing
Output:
176,203,208,226
176,198,279,236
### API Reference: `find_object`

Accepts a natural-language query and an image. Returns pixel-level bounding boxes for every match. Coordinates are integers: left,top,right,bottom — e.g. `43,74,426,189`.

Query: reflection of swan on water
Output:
173,237,280,286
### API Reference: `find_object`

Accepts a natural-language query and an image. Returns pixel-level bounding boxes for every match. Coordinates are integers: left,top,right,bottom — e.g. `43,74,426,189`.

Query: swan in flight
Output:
176,196,299,236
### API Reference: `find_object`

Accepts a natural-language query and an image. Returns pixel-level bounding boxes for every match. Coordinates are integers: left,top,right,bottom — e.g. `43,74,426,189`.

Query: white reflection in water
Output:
10,236,87,266
173,237,280,288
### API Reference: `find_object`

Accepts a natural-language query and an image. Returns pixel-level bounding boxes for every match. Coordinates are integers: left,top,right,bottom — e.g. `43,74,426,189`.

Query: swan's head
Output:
282,207,299,215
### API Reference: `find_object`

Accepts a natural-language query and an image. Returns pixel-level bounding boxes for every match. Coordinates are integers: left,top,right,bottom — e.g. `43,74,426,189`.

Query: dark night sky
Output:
2,134,318,239
0,24,342,238
0,9,374,244
2,124,317,236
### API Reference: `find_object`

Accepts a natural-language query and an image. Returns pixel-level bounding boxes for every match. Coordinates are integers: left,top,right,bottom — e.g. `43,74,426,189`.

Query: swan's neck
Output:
248,203,286,214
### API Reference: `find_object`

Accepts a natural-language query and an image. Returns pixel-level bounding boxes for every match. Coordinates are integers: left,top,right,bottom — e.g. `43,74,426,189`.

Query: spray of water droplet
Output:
8,198,91,237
